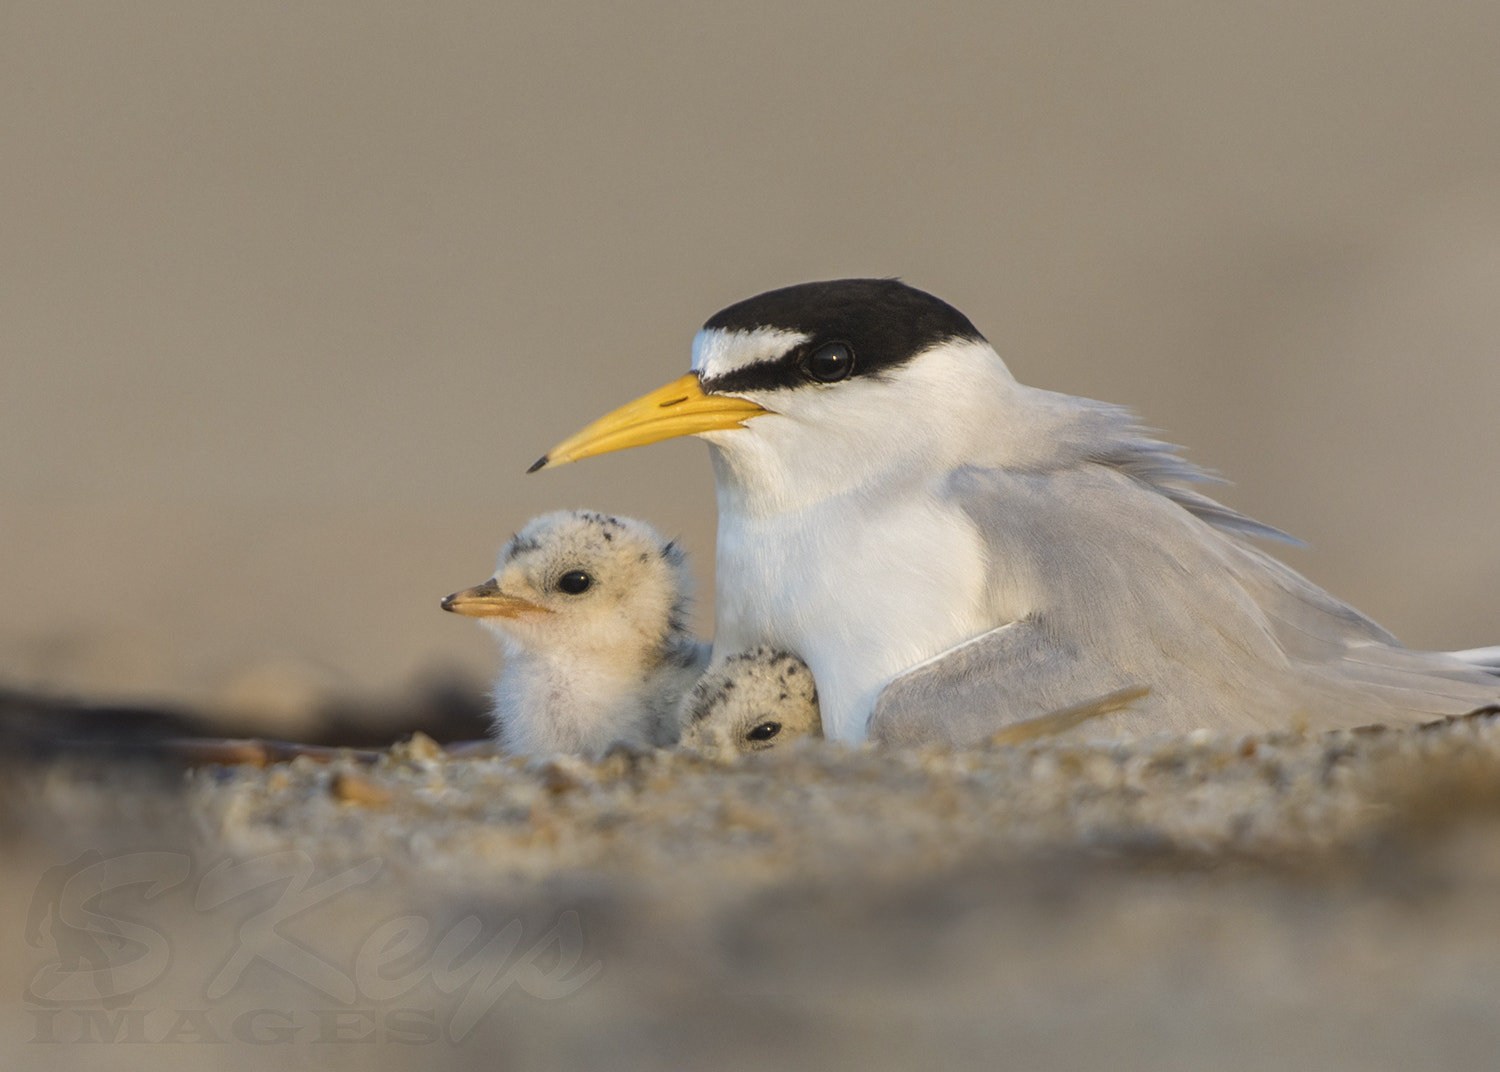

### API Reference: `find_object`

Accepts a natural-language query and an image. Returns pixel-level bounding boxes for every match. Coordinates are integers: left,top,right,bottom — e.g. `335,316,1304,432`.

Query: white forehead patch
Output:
690,327,809,381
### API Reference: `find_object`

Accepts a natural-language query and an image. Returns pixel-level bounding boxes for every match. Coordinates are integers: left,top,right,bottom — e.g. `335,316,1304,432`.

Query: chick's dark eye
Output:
746,721,782,741
557,570,593,595
806,341,854,383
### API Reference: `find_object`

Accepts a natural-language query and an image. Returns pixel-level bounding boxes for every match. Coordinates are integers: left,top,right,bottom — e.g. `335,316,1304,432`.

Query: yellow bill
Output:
529,372,768,472
440,579,551,619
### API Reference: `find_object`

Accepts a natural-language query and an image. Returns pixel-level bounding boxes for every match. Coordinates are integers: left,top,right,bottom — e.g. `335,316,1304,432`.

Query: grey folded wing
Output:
868,619,1158,747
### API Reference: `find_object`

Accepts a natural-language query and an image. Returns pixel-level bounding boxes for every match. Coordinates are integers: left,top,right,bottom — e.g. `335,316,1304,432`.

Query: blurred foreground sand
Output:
5,711,1500,1070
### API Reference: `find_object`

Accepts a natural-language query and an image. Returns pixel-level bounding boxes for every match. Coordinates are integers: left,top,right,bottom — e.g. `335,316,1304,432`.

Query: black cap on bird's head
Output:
700,278,984,392
529,279,986,472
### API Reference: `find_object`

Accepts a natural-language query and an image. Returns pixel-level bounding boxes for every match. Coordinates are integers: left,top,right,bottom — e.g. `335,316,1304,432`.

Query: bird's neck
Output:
495,639,669,753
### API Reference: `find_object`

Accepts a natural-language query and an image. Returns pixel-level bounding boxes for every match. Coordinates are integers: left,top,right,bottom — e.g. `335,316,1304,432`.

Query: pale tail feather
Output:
1449,646,1500,677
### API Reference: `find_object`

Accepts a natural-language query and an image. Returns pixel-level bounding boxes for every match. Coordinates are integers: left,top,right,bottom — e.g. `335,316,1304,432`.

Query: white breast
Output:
712,480,990,741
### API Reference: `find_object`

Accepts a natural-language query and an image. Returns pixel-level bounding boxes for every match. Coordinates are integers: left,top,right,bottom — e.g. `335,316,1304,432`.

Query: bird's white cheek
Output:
703,384,971,515
701,425,802,516
700,421,877,518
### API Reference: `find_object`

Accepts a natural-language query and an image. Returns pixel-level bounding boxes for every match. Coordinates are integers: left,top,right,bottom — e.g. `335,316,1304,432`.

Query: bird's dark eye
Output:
746,721,782,742
557,570,593,594
806,342,854,383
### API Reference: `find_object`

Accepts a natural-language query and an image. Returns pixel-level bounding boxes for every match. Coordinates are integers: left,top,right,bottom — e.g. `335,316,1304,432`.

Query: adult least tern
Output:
532,279,1500,743
442,510,709,754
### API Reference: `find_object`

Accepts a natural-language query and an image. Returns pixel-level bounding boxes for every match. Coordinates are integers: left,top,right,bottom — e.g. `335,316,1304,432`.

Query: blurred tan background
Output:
3,1,1498,734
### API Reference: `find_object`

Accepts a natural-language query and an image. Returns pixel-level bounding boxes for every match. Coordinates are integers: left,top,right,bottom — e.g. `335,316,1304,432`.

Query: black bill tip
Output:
526,455,549,474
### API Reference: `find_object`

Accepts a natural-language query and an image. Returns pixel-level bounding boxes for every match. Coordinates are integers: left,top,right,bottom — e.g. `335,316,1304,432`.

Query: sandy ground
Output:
5,707,1500,1070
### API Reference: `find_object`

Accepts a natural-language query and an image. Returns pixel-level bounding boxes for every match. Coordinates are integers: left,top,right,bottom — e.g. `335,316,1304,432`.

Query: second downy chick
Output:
679,647,823,756
442,510,709,755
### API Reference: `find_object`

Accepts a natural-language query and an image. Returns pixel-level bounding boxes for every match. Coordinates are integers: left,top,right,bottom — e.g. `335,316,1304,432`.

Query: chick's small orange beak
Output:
528,372,768,473
440,578,551,619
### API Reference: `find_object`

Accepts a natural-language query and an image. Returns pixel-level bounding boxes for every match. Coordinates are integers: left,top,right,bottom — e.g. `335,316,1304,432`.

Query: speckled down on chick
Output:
679,647,822,756
678,647,1154,757
443,510,709,754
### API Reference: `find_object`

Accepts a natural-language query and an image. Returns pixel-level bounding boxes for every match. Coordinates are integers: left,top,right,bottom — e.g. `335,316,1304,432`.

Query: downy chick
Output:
442,510,708,754
679,647,822,756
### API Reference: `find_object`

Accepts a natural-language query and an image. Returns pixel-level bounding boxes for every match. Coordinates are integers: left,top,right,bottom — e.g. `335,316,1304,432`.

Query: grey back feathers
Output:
873,457,1500,744
1076,402,1299,545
